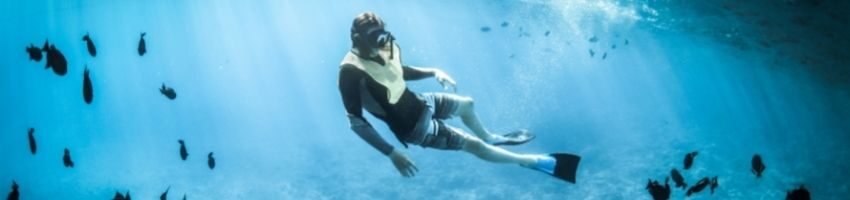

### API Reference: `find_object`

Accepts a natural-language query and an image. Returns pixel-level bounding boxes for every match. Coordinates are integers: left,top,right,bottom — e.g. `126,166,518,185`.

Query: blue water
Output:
2,0,849,199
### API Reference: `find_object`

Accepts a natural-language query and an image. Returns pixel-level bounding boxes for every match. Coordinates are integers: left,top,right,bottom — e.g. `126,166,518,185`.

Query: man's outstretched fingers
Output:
411,163,419,173
400,167,411,177
406,162,417,177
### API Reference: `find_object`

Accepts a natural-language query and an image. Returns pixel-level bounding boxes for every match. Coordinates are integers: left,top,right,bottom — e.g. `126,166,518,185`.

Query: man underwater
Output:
338,12,580,183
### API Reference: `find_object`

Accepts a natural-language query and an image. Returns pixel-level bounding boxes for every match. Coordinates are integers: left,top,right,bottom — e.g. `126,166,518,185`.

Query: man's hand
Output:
433,69,457,93
389,149,418,177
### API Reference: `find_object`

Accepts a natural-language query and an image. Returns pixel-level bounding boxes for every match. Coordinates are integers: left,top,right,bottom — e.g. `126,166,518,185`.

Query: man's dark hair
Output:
351,12,385,52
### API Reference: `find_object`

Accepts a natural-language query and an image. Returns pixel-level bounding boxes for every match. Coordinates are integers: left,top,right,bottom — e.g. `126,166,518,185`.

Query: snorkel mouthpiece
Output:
375,31,392,48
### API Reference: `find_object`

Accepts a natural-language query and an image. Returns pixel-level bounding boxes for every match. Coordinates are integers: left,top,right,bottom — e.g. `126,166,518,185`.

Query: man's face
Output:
364,25,391,50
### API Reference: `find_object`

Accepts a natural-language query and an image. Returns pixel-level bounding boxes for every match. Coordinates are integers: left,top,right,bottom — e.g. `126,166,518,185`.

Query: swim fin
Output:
552,153,581,183
491,129,536,146
528,153,581,183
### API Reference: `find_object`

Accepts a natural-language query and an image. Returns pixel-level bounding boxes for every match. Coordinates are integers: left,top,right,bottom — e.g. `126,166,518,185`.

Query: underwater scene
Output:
1,0,849,199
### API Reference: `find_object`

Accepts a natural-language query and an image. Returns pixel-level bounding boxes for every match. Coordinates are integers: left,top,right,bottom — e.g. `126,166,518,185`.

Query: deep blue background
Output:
1,0,848,199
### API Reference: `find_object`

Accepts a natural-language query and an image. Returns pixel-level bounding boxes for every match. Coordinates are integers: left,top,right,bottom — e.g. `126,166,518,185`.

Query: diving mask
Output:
365,27,393,49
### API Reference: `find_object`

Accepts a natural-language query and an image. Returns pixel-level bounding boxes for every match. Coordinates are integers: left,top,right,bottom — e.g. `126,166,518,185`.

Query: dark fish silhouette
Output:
113,191,125,200
160,186,169,200
480,26,491,32
602,52,608,59
208,152,215,170
82,33,97,57
125,191,131,200
83,67,93,104
42,40,68,76
178,140,188,161
28,128,36,155
7,180,19,200
752,154,766,178
160,83,177,100
646,177,670,200
710,176,719,194
786,185,810,200
500,21,509,27
63,148,74,168
544,30,551,37
589,49,595,57
686,177,710,196
684,151,698,170
138,32,147,56
611,44,617,49
588,36,598,43
625,39,629,45
182,194,186,200
670,169,687,189
26,44,43,61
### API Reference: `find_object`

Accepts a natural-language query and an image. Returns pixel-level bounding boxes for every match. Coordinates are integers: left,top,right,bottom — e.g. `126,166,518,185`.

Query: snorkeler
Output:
338,12,580,183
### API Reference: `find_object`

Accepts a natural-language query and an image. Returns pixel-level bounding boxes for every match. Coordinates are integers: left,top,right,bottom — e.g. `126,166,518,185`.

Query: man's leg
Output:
425,93,532,145
453,96,530,144
460,130,539,166
458,128,580,183
417,120,540,166
416,117,575,182
452,96,498,141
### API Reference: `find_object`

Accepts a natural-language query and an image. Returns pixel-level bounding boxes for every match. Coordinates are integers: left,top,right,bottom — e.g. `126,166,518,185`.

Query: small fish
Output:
7,180,19,200
160,83,177,100
182,194,186,200
28,128,36,155
138,32,147,56
83,67,93,104
588,36,598,43
752,154,766,178
589,49,595,57
625,39,629,45
82,33,97,57
544,30,551,37
208,152,216,170
710,176,719,194
684,151,698,170
26,44,43,61
500,21,509,27
160,186,169,200
480,26,491,32
63,148,74,168
42,40,68,76
113,191,126,200
670,169,687,189
602,52,608,60
686,177,710,196
611,44,617,49
178,140,188,161
786,185,810,200
645,177,671,200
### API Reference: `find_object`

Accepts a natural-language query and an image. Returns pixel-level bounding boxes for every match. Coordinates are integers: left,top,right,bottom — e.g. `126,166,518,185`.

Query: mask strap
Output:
389,39,394,60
